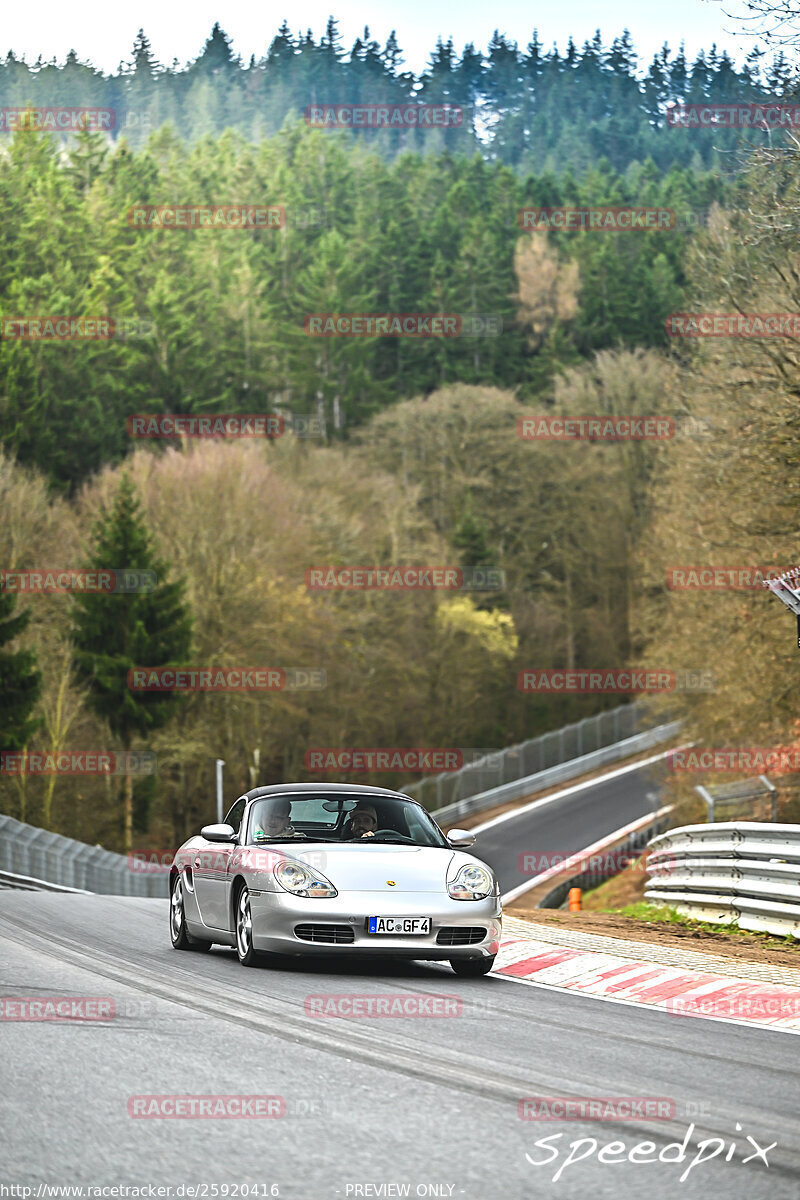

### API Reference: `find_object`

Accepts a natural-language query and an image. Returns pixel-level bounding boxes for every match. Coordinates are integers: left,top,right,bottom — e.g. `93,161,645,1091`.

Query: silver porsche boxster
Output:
169,783,501,975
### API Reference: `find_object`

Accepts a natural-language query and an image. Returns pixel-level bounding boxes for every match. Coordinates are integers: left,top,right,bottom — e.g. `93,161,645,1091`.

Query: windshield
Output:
245,794,447,848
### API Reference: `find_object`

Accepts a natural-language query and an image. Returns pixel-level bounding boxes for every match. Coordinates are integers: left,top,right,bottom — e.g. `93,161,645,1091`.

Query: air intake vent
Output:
294,923,355,944
436,926,487,946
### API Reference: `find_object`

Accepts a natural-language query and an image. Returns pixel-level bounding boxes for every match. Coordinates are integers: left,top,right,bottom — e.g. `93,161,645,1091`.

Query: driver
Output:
349,803,378,839
253,797,305,840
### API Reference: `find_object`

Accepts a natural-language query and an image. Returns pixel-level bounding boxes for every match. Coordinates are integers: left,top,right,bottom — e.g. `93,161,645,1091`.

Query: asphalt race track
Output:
474,758,666,896
1,758,798,1199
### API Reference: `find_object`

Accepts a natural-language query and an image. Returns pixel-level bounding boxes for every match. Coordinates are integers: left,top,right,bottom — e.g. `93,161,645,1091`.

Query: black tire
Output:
235,884,260,967
170,873,211,952
450,956,496,977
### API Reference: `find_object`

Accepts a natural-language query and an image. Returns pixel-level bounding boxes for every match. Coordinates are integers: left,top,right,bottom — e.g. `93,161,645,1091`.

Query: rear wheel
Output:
170,873,211,952
235,885,260,967
450,956,495,977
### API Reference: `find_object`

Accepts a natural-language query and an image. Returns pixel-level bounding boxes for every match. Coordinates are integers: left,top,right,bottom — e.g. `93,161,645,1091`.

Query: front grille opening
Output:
294,923,355,944
436,926,487,946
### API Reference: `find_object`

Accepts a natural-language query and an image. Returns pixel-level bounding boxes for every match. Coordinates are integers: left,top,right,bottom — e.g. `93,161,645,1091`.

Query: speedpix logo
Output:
524,1122,775,1184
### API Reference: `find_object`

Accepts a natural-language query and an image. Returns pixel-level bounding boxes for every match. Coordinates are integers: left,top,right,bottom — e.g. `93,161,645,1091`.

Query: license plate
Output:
368,916,431,935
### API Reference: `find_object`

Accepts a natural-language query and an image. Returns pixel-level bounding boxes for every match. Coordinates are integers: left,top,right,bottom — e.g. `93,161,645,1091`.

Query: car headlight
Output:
273,860,337,898
448,863,494,900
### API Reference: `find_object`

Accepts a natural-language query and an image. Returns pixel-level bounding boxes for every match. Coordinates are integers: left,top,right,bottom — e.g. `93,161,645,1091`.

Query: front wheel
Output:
235,885,260,967
450,956,495,977
170,873,211,952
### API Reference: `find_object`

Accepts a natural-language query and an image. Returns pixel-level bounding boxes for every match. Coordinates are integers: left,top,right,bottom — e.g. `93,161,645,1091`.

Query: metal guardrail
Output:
645,821,800,939
430,721,681,825
0,814,167,897
695,775,777,821
409,701,649,812
0,868,91,893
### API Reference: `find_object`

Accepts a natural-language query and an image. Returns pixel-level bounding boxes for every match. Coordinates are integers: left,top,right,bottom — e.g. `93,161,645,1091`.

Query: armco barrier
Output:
0,868,91,893
645,821,800,939
430,721,681,826
0,814,166,897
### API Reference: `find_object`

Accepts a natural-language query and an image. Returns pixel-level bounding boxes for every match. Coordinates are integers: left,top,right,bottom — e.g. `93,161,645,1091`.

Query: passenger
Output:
253,797,304,840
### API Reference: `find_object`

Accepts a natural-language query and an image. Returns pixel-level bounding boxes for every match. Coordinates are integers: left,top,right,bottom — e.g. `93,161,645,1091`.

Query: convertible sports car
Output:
169,783,502,975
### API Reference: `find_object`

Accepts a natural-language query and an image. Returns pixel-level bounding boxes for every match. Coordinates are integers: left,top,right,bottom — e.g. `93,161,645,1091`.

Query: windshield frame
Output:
243,792,449,848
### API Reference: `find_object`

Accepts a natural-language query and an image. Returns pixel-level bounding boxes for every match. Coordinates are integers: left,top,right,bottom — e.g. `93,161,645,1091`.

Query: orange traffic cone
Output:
568,887,582,912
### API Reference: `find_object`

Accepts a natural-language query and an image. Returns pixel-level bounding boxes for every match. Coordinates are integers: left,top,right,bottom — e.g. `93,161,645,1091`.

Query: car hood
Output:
283,843,464,892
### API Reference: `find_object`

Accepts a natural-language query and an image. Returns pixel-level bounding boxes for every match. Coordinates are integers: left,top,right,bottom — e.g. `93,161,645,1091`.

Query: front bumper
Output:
249,889,502,959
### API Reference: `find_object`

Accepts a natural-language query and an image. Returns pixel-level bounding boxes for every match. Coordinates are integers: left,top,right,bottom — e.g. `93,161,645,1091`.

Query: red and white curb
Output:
494,933,800,1031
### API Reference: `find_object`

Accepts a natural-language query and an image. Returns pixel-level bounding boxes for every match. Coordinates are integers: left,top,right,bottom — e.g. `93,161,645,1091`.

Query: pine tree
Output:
69,475,192,851
0,591,42,754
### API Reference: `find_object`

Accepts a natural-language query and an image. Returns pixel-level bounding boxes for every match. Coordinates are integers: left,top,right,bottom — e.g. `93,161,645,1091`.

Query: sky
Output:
0,0,780,75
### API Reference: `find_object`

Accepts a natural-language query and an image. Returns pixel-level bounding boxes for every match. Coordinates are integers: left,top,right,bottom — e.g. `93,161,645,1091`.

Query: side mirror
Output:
200,823,236,844
447,828,476,849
